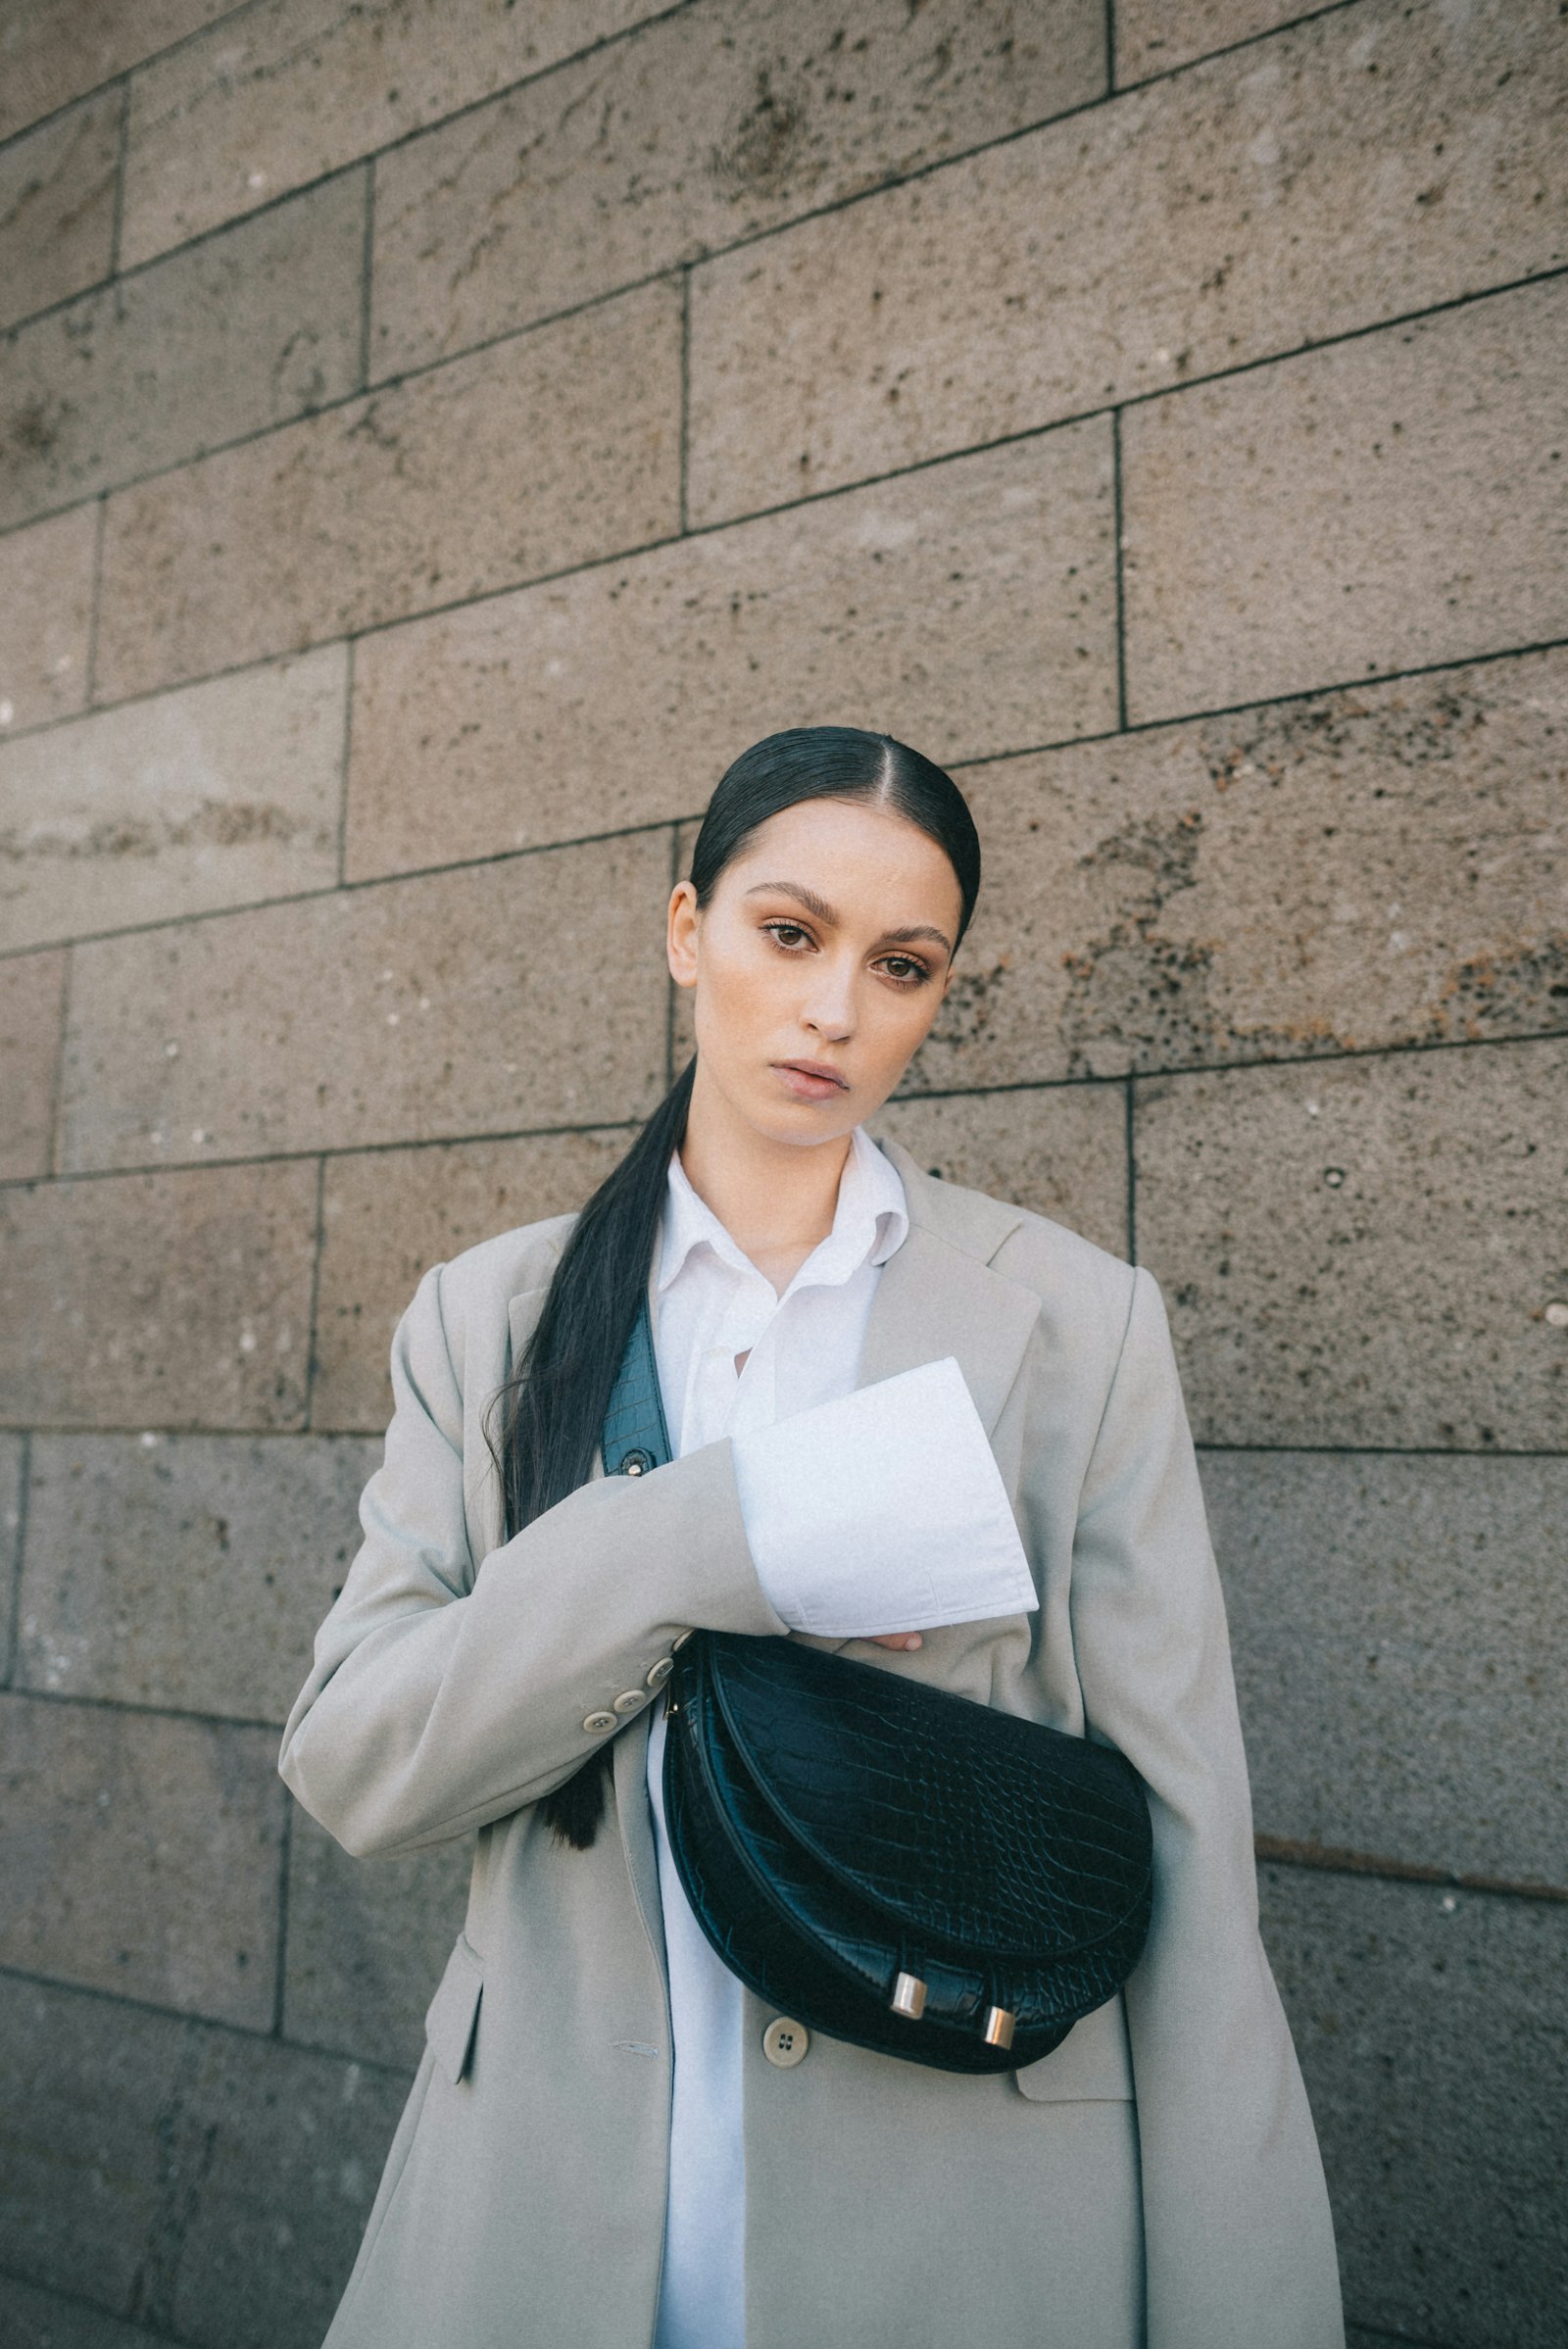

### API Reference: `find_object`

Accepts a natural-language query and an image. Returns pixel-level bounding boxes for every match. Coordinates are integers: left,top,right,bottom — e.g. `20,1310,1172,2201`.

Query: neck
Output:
677,1057,855,1273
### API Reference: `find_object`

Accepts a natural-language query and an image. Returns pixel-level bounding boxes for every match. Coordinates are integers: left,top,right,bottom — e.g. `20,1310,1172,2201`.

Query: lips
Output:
773,1060,849,1101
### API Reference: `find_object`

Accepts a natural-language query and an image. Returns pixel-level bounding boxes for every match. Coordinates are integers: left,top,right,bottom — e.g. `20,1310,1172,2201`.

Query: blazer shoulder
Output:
412,1208,578,1360
990,1200,1138,1313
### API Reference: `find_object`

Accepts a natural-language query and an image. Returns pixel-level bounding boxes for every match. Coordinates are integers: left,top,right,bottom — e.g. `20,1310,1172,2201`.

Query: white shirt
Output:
644,1125,1037,2349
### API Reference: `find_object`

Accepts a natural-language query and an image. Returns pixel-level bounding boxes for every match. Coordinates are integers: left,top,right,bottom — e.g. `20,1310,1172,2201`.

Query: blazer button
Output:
761,2017,808,2068
621,1448,655,1476
645,1655,674,1690
612,1688,647,1713
583,1711,617,1735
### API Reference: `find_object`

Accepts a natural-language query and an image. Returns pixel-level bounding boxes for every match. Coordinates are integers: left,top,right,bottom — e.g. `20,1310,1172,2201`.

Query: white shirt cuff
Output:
728,1355,1039,1639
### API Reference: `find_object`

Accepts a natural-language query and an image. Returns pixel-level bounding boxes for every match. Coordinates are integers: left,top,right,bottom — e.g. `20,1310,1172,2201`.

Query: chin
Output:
751,1087,857,1142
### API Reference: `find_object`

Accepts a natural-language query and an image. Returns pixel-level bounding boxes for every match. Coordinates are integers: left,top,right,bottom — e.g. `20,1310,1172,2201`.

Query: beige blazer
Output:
279,1135,1344,2349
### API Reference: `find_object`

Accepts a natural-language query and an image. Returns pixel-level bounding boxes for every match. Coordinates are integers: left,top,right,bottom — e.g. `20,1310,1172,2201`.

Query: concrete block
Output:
1116,0,1306,83
900,649,1568,1092
60,830,671,1171
1203,1450,1568,1888
283,1805,471,2070
0,2273,151,2349
0,91,120,333
1259,1866,1568,2349
0,1690,283,2027
0,172,366,533
94,277,683,704
0,949,65,1177
0,0,235,142
0,506,95,731
345,422,1117,880
688,0,1568,522
120,0,668,267
0,1971,408,2345
1124,275,1568,722
1134,1039,1568,1450
0,1159,318,1431
0,647,345,954
17,1433,380,1724
868,1085,1129,1262
314,1128,635,1432
372,0,1105,377
0,1431,22,1683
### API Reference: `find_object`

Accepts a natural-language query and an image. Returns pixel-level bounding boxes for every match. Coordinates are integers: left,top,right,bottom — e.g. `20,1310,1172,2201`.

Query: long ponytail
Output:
487,726,981,1848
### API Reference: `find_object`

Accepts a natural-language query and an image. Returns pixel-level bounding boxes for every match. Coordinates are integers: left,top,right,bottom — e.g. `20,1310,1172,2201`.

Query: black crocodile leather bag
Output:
602,1296,1155,2076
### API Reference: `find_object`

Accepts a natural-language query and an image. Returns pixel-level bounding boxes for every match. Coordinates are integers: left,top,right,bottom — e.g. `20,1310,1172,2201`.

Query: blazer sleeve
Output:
277,1260,788,1859
1067,1265,1345,2349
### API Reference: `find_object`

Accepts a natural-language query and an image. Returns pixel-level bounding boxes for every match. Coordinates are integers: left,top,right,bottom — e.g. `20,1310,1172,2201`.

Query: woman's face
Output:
666,794,964,1147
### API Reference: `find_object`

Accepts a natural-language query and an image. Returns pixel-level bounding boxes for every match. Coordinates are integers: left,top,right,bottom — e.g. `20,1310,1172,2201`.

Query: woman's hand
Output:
865,1632,922,1651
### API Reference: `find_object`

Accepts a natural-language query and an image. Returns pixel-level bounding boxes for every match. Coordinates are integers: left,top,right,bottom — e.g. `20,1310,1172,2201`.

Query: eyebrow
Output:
742,879,954,956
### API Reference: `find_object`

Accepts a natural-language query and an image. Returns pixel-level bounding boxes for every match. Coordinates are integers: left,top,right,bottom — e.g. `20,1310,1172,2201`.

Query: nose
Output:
801,953,856,1040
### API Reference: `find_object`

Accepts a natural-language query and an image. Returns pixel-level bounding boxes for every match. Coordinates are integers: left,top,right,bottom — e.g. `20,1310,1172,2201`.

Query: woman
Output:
279,726,1345,2349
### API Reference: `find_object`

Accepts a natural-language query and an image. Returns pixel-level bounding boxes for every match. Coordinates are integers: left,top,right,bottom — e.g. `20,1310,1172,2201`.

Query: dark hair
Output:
485,726,981,1848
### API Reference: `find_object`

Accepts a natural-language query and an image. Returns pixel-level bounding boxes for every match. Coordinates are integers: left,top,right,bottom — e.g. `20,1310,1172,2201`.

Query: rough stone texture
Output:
283,1806,471,2070
0,1429,22,1683
0,89,121,333
1203,1450,1568,1888
687,0,1568,523
0,0,238,144
868,1084,1129,1261
0,1971,409,2346
94,276,683,704
314,1126,634,1432
895,651,1568,1093
371,0,1106,377
0,504,96,731
1123,274,1568,722
1259,1867,1568,2349
0,647,345,954
0,171,366,533
0,2272,160,2349
120,0,668,268
1135,1039,1568,1451
0,1159,318,1431
344,423,1117,879
0,1690,283,2026
0,949,65,1177
1116,0,1310,83
17,1433,379,1723
60,830,671,1171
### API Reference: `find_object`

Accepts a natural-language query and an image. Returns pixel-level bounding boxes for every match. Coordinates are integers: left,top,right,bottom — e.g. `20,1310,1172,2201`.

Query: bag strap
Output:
601,1291,673,1476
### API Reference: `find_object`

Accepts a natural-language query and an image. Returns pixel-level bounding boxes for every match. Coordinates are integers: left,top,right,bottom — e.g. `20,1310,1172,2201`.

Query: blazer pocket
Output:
424,1932,484,2086
1012,1998,1134,2103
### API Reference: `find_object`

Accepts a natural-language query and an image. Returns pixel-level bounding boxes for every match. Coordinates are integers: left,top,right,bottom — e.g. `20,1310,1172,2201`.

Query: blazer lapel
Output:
858,1134,1043,1437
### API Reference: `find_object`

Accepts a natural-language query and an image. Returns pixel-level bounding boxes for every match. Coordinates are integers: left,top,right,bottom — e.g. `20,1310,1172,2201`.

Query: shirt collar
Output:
657,1122,908,1298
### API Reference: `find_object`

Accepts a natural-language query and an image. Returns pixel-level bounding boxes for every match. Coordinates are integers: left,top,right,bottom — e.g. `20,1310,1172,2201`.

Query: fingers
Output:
865,1631,923,1651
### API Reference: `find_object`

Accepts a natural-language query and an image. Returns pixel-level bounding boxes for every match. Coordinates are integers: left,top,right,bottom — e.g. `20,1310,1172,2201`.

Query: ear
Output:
667,880,700,989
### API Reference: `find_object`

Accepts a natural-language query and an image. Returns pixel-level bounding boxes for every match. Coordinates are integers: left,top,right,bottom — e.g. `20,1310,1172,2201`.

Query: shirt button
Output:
645,1655,674,1689
582,1711,616,1735
762,2017,808,2068
612,1688,647,1714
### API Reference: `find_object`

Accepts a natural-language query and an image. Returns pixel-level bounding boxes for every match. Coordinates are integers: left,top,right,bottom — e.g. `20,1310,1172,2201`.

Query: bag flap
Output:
706,1633,1152,1963
424,1933,483,2085
1013,1997,1135,2102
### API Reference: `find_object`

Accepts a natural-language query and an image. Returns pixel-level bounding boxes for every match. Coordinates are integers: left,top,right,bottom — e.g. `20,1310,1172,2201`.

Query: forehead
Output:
730,795,956,878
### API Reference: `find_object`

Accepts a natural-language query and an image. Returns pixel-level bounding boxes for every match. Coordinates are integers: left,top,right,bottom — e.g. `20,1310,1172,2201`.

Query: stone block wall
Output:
0,3,1563,2343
